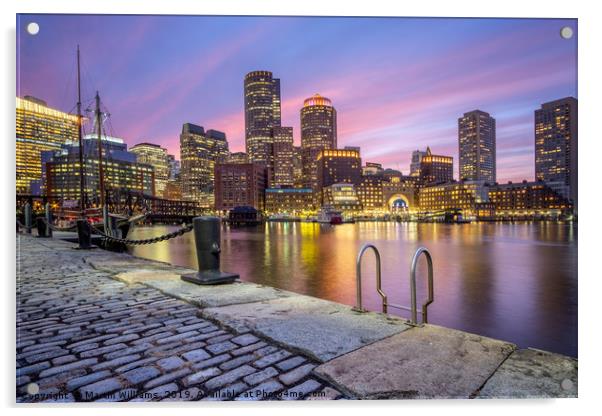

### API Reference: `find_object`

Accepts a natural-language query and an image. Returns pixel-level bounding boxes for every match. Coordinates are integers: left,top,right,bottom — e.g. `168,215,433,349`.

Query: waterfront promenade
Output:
16,234,577,401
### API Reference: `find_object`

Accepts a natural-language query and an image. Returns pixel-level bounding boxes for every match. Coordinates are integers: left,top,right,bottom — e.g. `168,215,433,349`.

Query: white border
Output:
2,1,601,415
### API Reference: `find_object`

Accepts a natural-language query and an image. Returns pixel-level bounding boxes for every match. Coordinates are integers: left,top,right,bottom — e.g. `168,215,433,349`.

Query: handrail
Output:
410,247,434,325
354,243,385,313
353,243,435,327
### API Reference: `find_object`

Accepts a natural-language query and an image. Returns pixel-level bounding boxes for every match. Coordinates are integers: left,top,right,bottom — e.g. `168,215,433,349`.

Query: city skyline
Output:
17,15,577,181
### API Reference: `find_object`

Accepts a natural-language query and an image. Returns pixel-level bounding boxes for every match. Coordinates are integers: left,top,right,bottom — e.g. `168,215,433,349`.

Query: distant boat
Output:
317,206,343,225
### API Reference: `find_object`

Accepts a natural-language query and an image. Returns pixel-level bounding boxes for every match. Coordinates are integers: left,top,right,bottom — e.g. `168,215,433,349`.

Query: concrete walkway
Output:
16,235,577,401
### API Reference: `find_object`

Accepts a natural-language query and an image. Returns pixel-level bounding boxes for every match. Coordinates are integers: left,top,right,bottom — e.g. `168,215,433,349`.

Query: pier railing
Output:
354,242,434,326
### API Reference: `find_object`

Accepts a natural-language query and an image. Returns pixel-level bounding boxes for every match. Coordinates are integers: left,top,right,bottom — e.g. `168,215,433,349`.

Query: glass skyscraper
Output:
458,110,496,184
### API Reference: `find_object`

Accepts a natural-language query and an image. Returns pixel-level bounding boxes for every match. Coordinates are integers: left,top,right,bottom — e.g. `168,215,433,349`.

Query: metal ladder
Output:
354,243,434,326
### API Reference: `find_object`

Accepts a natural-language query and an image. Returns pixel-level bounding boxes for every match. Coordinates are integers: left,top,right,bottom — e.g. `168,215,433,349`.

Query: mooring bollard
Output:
36,217,48,238
44,203,52,238
24,203,32,234
76,219,93,249
181,216,239,285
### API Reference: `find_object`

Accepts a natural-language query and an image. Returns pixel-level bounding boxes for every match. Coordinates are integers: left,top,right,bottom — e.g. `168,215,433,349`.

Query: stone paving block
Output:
183,367,222,387
477,348,578,398
206,341,237,355
204,365,256,391
315,324,516,399
276,356,306,371
236,379,284,401
144,368,192,389
156,356,186,371
281,379,322,400
122,366,161,385
78,377,123,401
243,367,279,386
279,363,316,385
203,295,410,362
66,370,113,391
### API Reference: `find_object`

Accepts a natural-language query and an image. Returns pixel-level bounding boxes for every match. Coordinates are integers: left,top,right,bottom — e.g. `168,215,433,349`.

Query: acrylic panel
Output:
16,14,577,402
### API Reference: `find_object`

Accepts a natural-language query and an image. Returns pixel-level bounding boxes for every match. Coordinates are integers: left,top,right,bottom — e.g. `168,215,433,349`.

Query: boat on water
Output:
317,206,343,224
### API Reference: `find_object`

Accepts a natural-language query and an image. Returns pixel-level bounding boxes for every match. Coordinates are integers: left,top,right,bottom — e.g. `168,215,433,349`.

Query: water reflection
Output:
130,221,577,357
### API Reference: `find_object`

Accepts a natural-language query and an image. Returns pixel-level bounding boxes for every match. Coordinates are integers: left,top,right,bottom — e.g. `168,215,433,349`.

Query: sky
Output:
16,15,577,182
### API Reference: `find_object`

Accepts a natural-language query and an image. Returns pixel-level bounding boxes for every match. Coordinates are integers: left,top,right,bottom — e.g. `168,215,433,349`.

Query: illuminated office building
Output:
271,126,294,187
16,96,79,194
214,163,267,211
419,147,453,185
44,134,154,204
292,146,303,188
322,183,362,213
265,188,314,215
244,71,281,164
418,181,489,215
180,123,229,207
357,176,385,211
316,148,361,206
130,143,169,196
227,152,248,164
488,181,571,217
362,162,384,177
459,110,496,183
300,94,337,189
535,97,578,211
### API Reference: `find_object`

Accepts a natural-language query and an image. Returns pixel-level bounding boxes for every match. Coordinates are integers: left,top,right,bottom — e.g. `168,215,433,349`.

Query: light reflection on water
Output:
129,221,577,357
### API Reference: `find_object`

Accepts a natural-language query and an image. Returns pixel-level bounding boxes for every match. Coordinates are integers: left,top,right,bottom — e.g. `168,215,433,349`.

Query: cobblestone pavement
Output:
16,236,346,402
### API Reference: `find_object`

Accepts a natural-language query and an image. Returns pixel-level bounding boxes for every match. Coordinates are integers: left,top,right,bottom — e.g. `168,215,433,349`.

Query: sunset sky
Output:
16,15,577,182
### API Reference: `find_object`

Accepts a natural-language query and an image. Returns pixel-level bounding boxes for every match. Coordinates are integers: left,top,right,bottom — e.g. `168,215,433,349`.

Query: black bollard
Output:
181,216,239,285
36,217,49,238
76,219,93,249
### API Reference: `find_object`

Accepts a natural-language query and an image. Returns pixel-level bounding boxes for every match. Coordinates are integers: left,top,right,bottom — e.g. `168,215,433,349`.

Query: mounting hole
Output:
26,382,39,395
26,22,40,35
560,26,573,40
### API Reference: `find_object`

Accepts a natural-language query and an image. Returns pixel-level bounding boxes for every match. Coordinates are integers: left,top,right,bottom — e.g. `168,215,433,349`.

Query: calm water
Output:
129,221,578,357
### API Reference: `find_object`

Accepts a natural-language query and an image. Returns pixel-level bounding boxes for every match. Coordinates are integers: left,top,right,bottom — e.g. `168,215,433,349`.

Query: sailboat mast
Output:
95,92,105,208
76,45,86,217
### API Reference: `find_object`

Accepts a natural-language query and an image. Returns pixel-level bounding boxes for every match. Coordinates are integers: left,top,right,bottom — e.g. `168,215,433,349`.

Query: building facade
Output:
418,181,489,215
227,152,248,164
316,148,361,206
167,154,180,180
410,150,427,177
362,162,384,177
214,163,267,211
16,96,79,194
130,143,170,197
271,126,294,188
419,147,453,185
265,188,314,215
534,97,578,211
180,123,229,207
458,110,496,183
322,183,362,213
44,135,154,204
357,176,385,212
300,94,337,190
488,181,572,217
244,70,281,164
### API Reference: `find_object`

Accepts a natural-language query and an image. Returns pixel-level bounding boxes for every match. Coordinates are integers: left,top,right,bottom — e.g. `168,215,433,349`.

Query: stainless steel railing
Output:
354,243,434,326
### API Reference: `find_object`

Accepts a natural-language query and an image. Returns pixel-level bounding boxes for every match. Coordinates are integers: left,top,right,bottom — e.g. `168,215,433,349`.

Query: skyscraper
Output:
316,147,361,206
130,143,170,196
535,97,578,210
419,147,453,185
180,123,229,207
458,110,496,183
16,96,79,194
271,126,294,188
300,94,337,190
244,70,281,164
410,150,427,177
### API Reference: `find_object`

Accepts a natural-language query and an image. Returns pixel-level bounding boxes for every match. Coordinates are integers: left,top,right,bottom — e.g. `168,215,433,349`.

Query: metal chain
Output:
16,219,36,230
40,218,78,232
90,223,193,245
